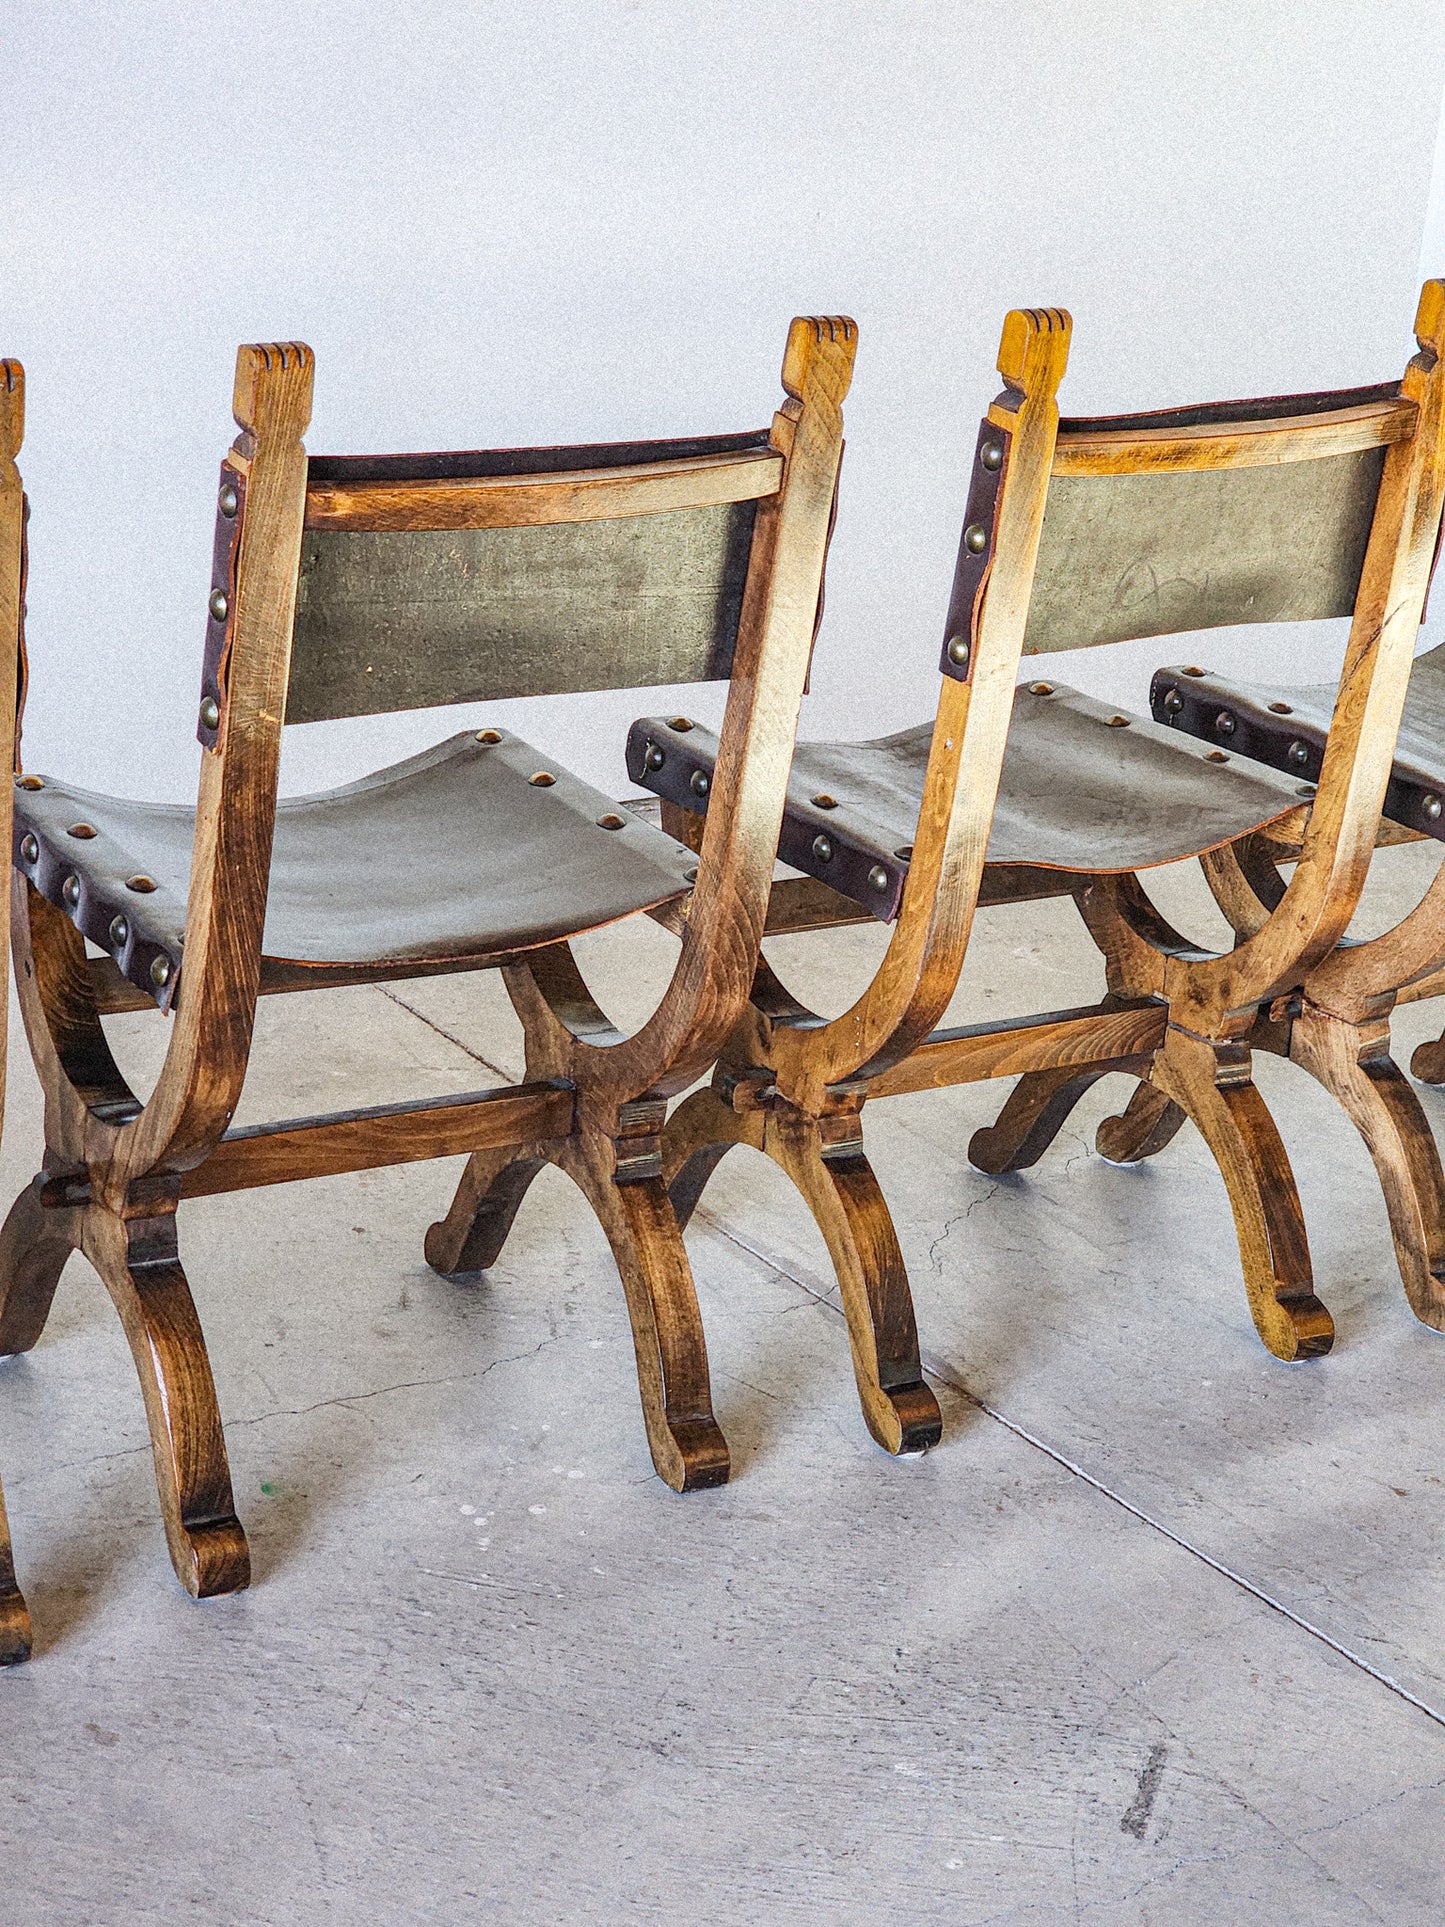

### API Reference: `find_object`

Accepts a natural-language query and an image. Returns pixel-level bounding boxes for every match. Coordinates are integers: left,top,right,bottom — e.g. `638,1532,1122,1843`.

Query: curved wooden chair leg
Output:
0,1172,80,1357
1151,1031,1333,1361
1292,1007,1445,1331
424,1148,549,1278
662,1084,764,1232
1096,1082,1188,1165
767,1108,941,1457
552,1135,729,1493
80,1206,250,1598
0,1477,31,1664
1410,1025,1445,1085
968,1064,1117,1175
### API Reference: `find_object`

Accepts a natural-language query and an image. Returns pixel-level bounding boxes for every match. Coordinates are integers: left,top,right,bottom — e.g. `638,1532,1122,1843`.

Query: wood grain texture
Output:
302,446,782,531
1050,396,1415,476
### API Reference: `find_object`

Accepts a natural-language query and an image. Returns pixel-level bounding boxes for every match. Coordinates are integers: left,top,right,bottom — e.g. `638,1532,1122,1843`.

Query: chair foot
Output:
425,1148,548,1277
1292,1006,1445,1332
1151,1029,1332,1360
554,1133,730,1492
0,1171,80,1357
81,1202,250,1598
969,1064,1117,1174
1096,1082,1188,1165
0,1480,31,1664
767,1105,941,1457
1410,1029,1445,1085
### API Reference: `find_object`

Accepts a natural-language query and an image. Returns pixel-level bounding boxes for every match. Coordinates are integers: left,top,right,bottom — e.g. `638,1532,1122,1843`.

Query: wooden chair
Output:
0,317,854,1601
0,359,29,1660
633,289,1445,1458
1126,452,1445,1331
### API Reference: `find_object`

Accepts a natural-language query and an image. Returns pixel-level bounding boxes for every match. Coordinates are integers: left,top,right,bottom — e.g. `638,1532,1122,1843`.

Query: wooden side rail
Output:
867,1000,1168,1099
180,1080,576,1198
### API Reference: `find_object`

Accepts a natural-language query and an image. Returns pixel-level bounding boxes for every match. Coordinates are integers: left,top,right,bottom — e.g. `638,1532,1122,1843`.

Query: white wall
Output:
6,2,1445,803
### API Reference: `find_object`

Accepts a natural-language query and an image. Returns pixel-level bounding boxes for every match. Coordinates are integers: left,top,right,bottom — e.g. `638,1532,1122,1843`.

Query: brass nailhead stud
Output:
1162,687,1183,714
1030,681,1054,696
1183,666,1205,677
19,835,37,863
812,834,833,863
67,823,97,839
1268,701,1293,715
1214,710,1236,736
529,771,556,787
150,955,172,989
1424,794,1443,822
1106,714,1129,728
218,483,239,518
109,914,129,947
812,793,838,810
125,874,157,894
17,775,43,790
476,729,502,744
644,743,665,771
199,697,220,731
868,864,890,892
947,636,971,668
980,441,1004,471
1205,750,1229,763
668,716,695,732
1288,741,1310,766
62,874,80,906
690,769,710,797
964,523,988,555
208,589,229,623
1297,783,1317,798
596,813,625,830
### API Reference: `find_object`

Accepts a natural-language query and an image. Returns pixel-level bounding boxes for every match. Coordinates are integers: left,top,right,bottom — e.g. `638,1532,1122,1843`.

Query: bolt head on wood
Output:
690,770,710,797
199,696,220,731
812,835,833,863
980,441,1003,471
19,835,36,863
868,864,889,892
150,955,172,988
208,589,229,623
964,523,988,554
644,743,664,771
109,914,129,948
1162,687,1183,715
218,483,239,518
947,635,970,668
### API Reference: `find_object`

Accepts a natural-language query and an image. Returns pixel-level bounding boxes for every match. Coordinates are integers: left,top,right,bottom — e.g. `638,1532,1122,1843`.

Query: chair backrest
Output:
937,369,1418,674
197,417,796,745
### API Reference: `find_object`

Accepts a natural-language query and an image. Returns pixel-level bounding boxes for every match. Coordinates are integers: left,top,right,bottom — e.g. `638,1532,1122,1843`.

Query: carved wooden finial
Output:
996,307,1072,400
0,361,23,463
781,315,858,411
1414,280,1445,359
232,341,315,440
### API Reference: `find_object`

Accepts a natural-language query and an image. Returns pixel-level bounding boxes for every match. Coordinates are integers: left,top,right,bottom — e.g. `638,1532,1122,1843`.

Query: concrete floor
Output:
4,844,1445,1923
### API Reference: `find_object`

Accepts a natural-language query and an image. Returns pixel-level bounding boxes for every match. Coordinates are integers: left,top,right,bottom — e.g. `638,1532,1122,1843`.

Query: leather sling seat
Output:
13,727,697,1005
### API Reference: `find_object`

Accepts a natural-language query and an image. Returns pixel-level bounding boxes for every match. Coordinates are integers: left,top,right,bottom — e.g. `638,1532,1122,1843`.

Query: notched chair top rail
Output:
304,429,783,533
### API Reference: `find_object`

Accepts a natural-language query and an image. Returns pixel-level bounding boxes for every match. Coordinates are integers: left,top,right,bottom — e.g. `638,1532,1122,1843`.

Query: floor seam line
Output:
375,985,517,1084
694,1205,1445,1733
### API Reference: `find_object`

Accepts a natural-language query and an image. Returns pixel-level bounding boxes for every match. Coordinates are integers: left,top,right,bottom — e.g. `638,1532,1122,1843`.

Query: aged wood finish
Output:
0,360,29,1660
660,288,1445,1399
0,320,853,1594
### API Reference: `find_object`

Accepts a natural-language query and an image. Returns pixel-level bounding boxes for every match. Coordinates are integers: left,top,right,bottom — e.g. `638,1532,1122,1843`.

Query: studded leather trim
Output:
939,419,1011,683
196,460,247,751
